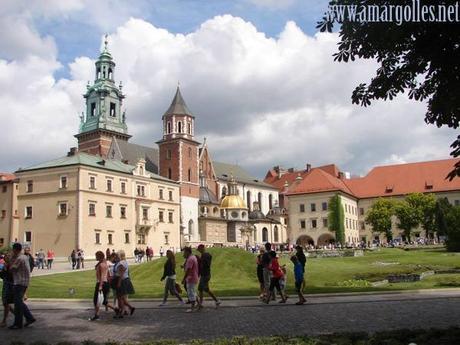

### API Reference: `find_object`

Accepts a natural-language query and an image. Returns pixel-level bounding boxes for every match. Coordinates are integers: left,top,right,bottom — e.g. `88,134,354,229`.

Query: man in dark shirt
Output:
197,244,220,309
295,245,307,292
261,242,273,298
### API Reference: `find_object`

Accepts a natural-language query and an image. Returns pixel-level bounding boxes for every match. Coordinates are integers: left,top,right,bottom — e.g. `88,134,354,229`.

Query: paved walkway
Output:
2,289,460,344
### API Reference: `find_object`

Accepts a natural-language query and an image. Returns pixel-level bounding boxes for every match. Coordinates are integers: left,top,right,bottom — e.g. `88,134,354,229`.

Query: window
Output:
188,122,192,134
221,186,227,198
106,205,112,218
1,186,6,193
1,210,6,218
137,234,146,245
137,185,145,197
262,228,268,242
110,102,116,117
24,231,32,242
121,182,126,194
168,211,173,223
159,189,164,200
25,206,33,219
299,204,305,213
139,166,144,175
106,179,113,192
359,207,364,216
120,206,126,218
167,122,171,134
60,176,67,189
323,218,328,228
125,232,130,244
108,233,113,245
27,181,33,193
169,190,173,201
188,169,191,182
95,232,101,244
178,121,182,133
311,219,317,228
168,168,172,180
269,194,273,210
142,207,148,220
58,203,67,216
89,176,96,189
89,203,96,216
274,226,279,242
159,210,164,222
311,203,316,212
360,221,365,230
322,202,328,211
91,102,96,116
166,149,172,160
300,220,306,229
246,191,251,211
165,234,169,244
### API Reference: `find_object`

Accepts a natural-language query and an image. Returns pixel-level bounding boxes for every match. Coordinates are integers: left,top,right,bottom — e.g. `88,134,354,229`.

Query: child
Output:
290,256,306,305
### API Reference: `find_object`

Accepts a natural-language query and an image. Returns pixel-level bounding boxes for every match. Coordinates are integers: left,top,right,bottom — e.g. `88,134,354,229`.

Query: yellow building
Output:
0,173,19,247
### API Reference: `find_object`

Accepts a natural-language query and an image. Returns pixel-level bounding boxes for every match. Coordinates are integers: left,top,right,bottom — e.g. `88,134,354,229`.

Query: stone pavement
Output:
1,289,460,344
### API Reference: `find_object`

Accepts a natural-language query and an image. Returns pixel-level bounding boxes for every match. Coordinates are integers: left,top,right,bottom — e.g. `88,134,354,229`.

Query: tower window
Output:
167,122,171,134
96,68,101,79
108,68,113,79
178,121,182,133
188,122,191,134
110,103,116,117
91,103,96,116
168,168,172,180
188,169,191,182
102,66,106,78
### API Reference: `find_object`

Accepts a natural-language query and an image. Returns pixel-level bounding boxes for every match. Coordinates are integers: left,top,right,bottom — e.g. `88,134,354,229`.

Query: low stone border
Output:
306,249,364,258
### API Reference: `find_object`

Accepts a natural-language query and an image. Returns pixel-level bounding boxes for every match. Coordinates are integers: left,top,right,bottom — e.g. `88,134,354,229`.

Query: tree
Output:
328,194,345,244
317,0,460,178
394,200,420,241
445,206,460,252
365,198,395,240
435,197,452,238
406,193,437,238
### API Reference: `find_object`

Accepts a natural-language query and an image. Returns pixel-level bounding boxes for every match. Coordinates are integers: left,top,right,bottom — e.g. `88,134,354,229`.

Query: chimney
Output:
274,165,286,178
288,168,295,173
305,163,311,172
67,147,78,156
295,173,302,181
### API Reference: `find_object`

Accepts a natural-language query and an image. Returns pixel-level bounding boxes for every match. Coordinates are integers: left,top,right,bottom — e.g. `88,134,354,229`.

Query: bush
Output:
446,206,460,252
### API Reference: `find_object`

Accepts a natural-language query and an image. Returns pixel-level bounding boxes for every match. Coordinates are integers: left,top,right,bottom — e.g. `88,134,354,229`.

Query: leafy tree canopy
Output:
328,194,346,244
365,198,396,239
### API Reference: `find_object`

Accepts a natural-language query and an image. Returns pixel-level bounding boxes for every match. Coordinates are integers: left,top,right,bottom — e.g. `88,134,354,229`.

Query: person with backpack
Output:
197,244,221,309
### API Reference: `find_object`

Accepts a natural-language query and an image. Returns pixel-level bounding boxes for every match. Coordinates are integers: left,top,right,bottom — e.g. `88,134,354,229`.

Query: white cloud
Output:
0,13,456,178
248,0,296,10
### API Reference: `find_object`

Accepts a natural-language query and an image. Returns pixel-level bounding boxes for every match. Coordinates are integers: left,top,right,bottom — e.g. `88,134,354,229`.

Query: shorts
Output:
186,282,197,302
2,281,14,305
198,275,211,292
93,282,110,307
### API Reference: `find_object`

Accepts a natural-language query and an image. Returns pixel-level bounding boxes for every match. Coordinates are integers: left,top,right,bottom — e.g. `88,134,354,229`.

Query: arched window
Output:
262,228,268,242
188,219,194,236
102,66,106,78
188,169,191,182
258,192,262,210
188,122,192,134
269,194,273,210
221,186,227,198
167,122,171,134
108,68,113,79
96,68,101,79
178,121,182,133
247,191,251,211
168,168,172,179
274,226,279,242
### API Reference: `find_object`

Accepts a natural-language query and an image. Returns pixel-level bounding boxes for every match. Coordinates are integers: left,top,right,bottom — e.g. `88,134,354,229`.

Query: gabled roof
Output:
345,158,460,198
286,168,355,197
213,161,274,189
112,138,159,174
0,173,16,182
164,86,193,117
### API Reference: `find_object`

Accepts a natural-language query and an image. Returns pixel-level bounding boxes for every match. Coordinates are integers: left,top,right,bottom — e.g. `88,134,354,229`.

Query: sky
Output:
0,0,456,178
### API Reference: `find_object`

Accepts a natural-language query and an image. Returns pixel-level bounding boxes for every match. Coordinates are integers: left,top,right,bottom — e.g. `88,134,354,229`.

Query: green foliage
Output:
316,0,460,179
327,194,345,244
365,198,395,240
435,197,452,237
446,206,460,252
394,200,420,240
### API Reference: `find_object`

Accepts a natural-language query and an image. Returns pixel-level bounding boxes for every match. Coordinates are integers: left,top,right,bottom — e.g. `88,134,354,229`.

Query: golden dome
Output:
220,195,247,209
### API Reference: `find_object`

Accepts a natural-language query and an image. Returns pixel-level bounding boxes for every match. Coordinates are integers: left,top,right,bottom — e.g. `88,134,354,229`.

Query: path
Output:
2,289,460,344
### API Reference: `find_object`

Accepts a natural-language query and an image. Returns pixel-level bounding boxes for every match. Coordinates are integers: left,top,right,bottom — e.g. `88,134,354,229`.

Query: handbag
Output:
96,290,104,307
174,282,182,294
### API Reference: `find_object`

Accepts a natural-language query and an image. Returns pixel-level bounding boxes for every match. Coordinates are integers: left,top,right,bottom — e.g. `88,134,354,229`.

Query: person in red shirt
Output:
264,251,287,304
46,249,55,270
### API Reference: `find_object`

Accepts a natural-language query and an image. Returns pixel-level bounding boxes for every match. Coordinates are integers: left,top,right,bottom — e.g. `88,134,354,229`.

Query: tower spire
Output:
103,34,109,52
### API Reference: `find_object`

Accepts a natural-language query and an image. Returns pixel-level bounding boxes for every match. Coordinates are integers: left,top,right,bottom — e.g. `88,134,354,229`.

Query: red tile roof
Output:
0,173,16,182
264,169,310,192
345,158,460,198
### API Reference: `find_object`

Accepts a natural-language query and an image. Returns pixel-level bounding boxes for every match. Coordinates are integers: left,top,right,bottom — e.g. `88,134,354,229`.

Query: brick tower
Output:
75,36,130,157
157,86,200,242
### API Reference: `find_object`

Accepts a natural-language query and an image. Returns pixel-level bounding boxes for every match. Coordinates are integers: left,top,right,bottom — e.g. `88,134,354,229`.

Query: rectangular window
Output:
2,185,7,193
106,179,113,192
311,219,317,228
142,207,148,220
58,203,67,216
108,233,113,245
89,203,96,216
91,102,96,116
159,210,164,223
168,211,173,223
24,231,32,242
125,232,130,244
165,234,169,244
60,176,67,189
27,180,33,193
110,102,116,117
121,182,126,194
159,189,164,200
95,232,101,244
1,210,6,218
322,202,328,211
106,205,112,218
300,220,306,229
137,234,146,245
323,218,328,228
120,206,126,218
360,221,365,230
137,185,145,197
25,206,33,219
359,207,364,216
311,203,316,212
89,176,96,189
299,204,305,213
169,190,173,201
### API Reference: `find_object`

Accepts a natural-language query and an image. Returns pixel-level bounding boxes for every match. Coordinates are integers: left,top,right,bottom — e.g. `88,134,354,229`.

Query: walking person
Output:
160,246,164,257
197,244,221,309
1,253,14,327
80,249,85,269
181,247,199,312
70,249,77,269
261,242,274,300
89,251,116,321
113,250,135,318
256,248,265,299
295,245,307,292
264,250,287,304
8,243,36,329
159,250,184,306
46,249,55,270
290,256,306,305
37,249,45,269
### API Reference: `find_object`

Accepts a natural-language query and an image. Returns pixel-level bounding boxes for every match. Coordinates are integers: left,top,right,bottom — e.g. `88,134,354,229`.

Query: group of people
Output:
34,249,55,270
70,249,85,270
256,243,307,305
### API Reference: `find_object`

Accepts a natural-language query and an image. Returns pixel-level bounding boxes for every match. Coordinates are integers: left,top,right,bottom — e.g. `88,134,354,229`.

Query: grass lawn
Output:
27,247,460,299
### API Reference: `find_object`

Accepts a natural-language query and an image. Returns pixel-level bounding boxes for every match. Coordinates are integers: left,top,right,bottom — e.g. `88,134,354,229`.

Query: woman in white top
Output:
113,250,135,318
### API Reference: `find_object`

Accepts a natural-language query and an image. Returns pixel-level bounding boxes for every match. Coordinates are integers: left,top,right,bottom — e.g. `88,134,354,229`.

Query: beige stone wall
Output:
198,217,227,243
0,181,19,247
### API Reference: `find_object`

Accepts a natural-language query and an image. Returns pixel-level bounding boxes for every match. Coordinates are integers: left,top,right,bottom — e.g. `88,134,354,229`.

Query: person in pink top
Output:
181,247,199,312
46,249,55,270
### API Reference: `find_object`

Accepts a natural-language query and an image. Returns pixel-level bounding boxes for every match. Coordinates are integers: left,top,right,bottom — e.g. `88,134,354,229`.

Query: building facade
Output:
0,173,19,247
